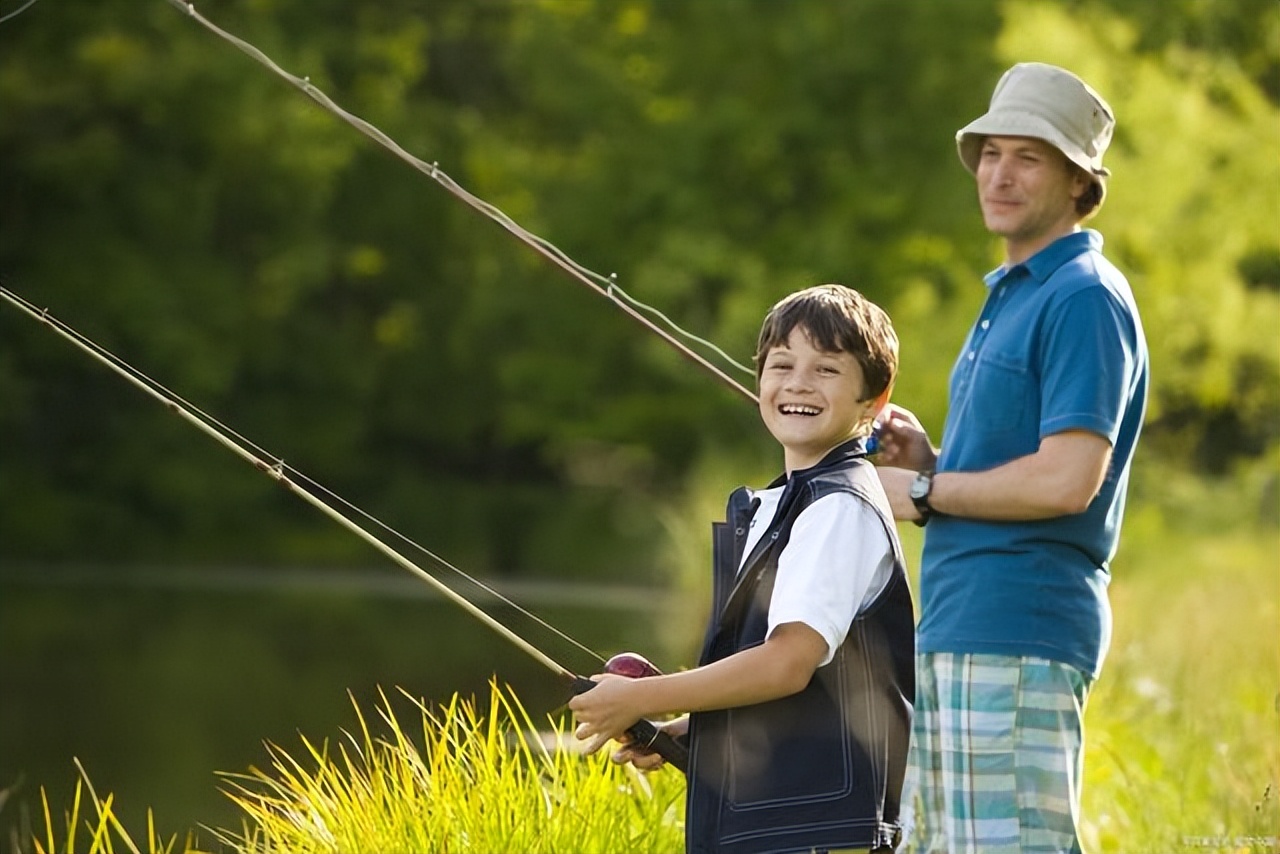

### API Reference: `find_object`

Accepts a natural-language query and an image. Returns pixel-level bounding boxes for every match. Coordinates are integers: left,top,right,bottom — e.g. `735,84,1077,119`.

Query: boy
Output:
570,284,914,854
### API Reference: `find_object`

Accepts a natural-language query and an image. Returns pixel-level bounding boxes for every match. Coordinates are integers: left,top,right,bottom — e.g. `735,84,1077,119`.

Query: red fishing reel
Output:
569,651,688,773
602,651,663,679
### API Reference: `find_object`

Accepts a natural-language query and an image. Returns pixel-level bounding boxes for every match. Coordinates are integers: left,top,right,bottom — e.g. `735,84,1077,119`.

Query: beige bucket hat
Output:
956,62,1115,187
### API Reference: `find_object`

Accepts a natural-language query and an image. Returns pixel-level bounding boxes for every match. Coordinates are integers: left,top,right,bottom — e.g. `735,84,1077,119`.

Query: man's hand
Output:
874,404,937,471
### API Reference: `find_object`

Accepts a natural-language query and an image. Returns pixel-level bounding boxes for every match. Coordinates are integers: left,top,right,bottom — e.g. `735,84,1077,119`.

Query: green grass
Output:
1080,529,1279,853
28,684,684,854
28,758,202,854
209,683,684,854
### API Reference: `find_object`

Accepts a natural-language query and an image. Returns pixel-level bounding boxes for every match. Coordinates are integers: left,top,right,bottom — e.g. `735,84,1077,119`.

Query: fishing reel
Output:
602,651,663,679
570,651,688,773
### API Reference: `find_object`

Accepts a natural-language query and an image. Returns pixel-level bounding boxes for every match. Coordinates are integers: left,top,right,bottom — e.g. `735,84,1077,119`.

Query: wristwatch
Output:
909,470,936,527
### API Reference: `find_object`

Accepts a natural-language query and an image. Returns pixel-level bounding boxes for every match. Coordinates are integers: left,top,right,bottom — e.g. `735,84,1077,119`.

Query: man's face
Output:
976,136,1089,263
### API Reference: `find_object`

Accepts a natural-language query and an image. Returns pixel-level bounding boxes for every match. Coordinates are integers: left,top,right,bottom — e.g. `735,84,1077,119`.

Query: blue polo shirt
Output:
917,230,1148,677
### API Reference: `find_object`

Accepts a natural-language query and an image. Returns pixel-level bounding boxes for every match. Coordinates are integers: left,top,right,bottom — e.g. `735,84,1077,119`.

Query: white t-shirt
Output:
740,486,894,667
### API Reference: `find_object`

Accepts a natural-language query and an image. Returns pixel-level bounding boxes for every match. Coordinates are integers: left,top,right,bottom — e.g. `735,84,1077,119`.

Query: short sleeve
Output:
766,493,894,667
1039,287,1141,445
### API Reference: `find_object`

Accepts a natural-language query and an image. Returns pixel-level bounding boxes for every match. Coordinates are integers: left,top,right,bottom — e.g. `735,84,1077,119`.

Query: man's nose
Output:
988,155,1014,186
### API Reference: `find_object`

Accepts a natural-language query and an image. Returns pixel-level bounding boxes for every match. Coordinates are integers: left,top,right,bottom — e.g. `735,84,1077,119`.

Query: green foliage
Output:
212,682,684,854
24,683,684,854
1081,529,1279,852
1090,0,1280,105
30,759,206,854
3,0,1276,574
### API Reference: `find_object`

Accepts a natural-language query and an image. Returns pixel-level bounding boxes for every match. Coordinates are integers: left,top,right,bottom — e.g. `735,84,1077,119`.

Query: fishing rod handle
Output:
570,675,689,775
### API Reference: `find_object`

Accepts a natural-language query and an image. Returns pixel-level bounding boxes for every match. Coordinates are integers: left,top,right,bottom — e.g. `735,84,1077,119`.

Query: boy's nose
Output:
784,369,815,391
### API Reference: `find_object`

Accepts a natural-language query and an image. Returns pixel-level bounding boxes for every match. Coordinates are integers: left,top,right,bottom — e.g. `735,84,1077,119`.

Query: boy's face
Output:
758,326,880,473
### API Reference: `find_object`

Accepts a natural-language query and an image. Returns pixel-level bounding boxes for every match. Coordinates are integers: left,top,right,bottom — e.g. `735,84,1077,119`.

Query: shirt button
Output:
981,320,990,329
968,351,976,361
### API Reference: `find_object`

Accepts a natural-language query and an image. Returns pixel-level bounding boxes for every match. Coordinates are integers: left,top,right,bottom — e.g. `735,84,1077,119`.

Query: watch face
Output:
910,475,930,500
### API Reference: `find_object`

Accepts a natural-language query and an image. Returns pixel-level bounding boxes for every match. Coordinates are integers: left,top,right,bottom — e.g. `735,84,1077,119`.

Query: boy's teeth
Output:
781,404,821,415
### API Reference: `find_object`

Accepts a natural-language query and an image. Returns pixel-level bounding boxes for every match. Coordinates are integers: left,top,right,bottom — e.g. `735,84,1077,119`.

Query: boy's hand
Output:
569,673,649,751
874,404,937,471
610,717,688,771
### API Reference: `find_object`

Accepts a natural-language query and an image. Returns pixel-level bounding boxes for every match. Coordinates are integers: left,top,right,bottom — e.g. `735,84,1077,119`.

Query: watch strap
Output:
911,470,935,527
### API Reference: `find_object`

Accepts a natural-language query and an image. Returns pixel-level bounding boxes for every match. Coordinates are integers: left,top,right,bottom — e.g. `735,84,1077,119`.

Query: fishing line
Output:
164,0,758,404
0,284,603,669
0,0,42,25
1,284,691,769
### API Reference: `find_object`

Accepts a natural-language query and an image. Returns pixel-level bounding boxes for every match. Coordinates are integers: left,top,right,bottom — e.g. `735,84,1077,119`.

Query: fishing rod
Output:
0,285,688,772
165,0,759,406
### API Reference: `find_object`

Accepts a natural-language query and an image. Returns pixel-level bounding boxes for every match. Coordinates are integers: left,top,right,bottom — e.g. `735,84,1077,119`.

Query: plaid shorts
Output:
901,652,1092,854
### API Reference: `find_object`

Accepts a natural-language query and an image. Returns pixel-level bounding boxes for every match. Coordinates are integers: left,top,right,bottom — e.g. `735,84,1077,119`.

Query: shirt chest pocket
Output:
969,350,1037,435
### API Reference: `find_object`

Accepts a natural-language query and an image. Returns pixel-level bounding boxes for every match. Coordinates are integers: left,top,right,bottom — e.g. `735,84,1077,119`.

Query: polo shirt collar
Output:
983,229,1103,289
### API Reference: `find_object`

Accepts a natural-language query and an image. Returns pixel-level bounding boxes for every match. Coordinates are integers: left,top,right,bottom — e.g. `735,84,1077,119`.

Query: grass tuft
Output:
31,758,203,854
210,680,685,854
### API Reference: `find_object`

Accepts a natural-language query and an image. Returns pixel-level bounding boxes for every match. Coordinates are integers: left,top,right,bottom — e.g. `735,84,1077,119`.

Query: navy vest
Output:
685,438,915,854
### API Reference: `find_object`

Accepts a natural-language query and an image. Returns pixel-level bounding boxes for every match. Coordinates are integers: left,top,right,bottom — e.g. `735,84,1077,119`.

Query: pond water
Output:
0,564,681,841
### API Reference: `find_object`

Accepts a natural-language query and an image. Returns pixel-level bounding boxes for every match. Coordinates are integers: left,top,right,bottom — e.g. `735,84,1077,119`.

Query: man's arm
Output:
879,430,1112,522
569,622,827,745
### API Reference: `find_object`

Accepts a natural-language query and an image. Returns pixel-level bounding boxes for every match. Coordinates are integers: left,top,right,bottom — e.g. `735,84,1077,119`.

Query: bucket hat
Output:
956,62,1114,186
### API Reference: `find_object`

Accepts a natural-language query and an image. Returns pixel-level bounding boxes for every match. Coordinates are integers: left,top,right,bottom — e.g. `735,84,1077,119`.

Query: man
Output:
875,63,1148,853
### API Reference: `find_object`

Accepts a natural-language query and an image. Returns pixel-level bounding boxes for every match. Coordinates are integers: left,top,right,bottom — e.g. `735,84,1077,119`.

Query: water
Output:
0,564,676,841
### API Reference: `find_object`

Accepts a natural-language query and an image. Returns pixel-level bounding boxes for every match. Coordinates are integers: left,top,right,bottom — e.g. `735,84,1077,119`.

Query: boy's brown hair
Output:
753,284,898,401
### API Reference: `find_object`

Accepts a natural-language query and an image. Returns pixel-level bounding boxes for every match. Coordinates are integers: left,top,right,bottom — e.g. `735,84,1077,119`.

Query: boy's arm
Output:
569,622,827,746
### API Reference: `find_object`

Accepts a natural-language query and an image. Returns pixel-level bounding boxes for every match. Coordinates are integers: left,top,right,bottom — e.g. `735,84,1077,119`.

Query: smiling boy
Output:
571,285,914,854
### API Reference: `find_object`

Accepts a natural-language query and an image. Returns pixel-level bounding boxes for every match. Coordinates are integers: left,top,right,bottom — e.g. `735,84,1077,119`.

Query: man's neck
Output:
1003,224,1081,266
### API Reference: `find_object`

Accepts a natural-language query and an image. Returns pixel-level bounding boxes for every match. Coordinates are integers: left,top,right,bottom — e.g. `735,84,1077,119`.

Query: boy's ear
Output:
857,384,893,434
867,384,893,419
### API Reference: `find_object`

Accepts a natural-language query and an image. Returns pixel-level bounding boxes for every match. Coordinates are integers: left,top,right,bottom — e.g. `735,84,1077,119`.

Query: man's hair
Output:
753,284,898,400
1076,174,1106,219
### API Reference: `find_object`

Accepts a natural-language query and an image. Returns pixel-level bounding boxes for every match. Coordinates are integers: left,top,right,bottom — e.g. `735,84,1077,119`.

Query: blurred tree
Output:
1087,0,1280,104
1,0,1275,577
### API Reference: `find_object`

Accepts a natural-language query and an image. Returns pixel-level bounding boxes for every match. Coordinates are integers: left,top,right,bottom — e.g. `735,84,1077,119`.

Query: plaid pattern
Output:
901,653,1091,854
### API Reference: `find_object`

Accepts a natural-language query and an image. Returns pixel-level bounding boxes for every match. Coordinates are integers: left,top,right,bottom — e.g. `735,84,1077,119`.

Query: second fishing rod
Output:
0,285,688,773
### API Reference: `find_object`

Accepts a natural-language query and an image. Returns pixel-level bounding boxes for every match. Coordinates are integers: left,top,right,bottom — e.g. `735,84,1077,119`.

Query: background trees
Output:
5,0,1272,577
